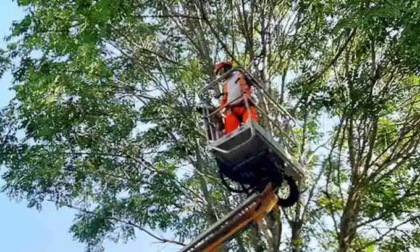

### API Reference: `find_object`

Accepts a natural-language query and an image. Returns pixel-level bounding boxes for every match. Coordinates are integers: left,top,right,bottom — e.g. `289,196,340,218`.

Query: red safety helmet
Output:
214,61,233,75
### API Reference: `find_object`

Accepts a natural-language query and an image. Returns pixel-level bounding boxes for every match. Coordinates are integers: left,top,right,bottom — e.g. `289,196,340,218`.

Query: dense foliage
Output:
1,0,419,251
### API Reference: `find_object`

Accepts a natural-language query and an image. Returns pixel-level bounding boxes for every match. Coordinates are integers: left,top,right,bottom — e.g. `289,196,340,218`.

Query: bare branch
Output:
136,14,202,20
47,200,186,246
361,215,420,250
196,1,238,63
292,28,357,115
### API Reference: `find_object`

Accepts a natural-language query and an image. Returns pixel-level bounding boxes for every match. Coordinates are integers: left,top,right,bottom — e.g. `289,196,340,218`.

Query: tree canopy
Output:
1,0,419,251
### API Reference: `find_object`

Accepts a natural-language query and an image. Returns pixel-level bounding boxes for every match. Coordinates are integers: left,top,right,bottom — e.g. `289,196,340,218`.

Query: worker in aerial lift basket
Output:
214,61,259,135
199,62,301,207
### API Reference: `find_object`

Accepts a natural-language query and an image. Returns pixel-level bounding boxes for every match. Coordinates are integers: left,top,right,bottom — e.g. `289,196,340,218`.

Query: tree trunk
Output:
290,220,303,252
339,185,362,252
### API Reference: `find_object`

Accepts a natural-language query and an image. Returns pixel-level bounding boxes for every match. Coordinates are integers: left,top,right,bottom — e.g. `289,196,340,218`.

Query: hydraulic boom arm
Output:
180,184,279,252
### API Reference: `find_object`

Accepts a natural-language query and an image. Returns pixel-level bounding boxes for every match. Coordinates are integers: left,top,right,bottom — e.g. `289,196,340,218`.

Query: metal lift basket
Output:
208,120,305,184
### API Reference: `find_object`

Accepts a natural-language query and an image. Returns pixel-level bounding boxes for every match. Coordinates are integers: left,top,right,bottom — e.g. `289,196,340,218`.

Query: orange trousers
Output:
224,106,259,134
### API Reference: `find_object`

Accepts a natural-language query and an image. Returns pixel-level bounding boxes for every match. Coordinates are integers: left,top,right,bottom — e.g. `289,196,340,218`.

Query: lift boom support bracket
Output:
180,183,279,252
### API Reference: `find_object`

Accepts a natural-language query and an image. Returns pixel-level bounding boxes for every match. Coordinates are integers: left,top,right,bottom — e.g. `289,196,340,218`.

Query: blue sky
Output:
0,2,177,252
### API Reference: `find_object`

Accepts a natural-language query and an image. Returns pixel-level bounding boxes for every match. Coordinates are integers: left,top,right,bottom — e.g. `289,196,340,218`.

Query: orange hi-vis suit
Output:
219,70,259,134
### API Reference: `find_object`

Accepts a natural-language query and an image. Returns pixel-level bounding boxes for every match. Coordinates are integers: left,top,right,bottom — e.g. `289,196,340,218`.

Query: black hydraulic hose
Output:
218,169,247,194
277,176,300,208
